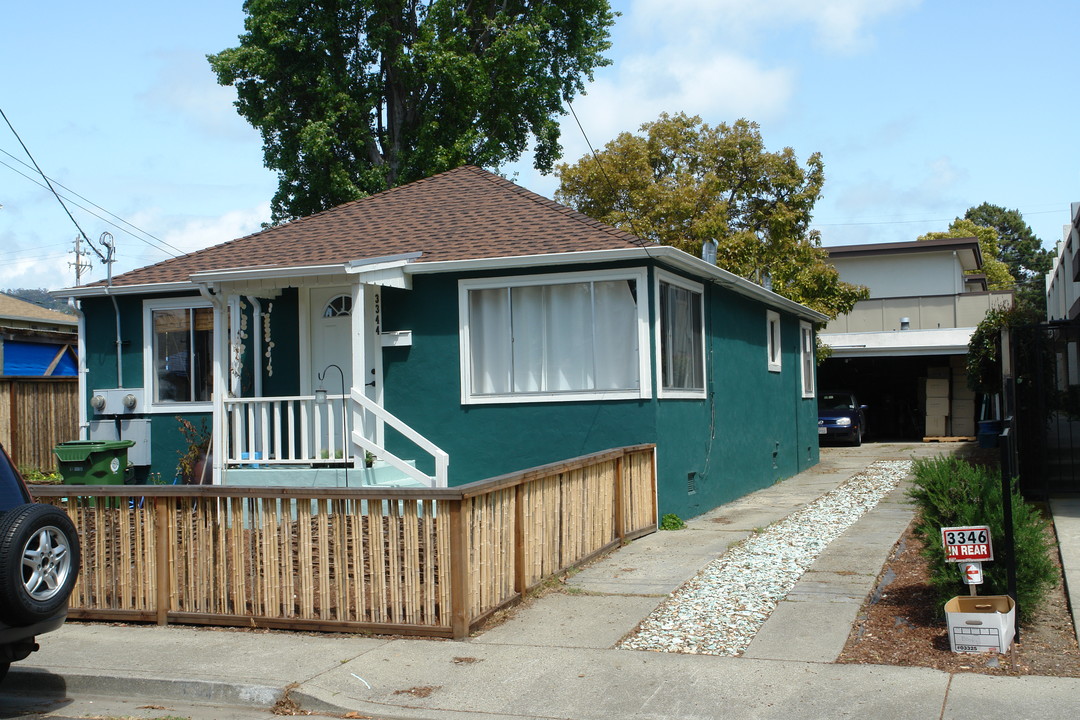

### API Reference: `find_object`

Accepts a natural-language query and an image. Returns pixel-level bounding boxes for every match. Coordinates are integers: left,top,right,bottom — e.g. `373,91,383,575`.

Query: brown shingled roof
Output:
105,166,646,287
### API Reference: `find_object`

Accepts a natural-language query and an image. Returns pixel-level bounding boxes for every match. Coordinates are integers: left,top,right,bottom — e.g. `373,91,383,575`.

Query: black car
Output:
0,443,80,682
818,391,867,446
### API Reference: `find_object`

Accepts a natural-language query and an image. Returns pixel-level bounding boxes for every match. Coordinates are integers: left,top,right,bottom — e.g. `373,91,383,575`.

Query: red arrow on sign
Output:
966,565,979,581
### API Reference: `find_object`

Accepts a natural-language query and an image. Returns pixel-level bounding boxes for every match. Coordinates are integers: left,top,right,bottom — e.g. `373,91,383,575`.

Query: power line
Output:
0,150,186,258
0,105,108,265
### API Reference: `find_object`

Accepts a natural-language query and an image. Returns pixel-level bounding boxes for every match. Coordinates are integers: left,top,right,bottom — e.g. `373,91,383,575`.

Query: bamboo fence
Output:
31,444,656,638
0,376,79,471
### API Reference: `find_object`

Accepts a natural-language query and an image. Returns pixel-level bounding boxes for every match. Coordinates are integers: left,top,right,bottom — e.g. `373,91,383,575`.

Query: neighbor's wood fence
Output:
0,376,78,470
32,445,656,638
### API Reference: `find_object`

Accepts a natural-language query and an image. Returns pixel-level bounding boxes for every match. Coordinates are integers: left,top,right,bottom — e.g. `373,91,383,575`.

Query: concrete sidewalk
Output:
8,442,1080,720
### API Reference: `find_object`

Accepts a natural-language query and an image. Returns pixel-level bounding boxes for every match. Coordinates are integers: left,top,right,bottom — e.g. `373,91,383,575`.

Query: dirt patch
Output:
838,520,1080,676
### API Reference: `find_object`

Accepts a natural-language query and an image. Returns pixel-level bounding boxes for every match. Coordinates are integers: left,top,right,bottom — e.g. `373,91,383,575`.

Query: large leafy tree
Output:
555,112,868,320
209,0,615,224
964,203,1050,315
917,218,1015,290
964,203,1051,281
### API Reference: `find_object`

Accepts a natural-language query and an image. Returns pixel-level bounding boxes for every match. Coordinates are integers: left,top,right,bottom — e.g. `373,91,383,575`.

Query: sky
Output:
2,0,1079,293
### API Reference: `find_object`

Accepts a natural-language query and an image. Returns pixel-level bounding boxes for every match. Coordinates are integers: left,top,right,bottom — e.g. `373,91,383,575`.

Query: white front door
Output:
308,285,383,451
309,287,354,454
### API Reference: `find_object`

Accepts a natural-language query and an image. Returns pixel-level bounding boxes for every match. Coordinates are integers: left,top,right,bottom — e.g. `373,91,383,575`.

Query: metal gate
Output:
1006,320,1080,497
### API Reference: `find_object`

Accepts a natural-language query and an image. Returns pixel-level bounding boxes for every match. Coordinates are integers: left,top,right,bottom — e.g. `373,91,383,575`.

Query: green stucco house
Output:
58,166,823,519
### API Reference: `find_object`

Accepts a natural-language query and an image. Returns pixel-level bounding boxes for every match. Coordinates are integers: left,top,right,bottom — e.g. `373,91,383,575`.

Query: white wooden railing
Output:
223,393,449,487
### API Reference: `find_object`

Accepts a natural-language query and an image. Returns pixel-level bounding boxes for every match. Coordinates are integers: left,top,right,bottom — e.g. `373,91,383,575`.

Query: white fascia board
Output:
821,327,975,358
405,246,828,322
54,281,196,299
190,263,349,284
344,255,417,289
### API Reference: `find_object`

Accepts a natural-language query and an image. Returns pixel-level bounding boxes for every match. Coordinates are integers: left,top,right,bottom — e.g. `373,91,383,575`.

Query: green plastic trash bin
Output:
53,440,135,484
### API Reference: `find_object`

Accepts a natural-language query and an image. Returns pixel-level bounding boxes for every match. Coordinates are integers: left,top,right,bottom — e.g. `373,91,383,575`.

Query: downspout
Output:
198,282,226,484
68,297,89,440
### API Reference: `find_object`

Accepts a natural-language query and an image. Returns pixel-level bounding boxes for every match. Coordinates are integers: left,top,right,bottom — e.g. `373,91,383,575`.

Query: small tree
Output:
908,455,1056,622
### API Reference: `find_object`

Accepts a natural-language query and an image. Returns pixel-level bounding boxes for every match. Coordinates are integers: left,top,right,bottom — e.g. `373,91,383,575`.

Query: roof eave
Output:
406,246,828,322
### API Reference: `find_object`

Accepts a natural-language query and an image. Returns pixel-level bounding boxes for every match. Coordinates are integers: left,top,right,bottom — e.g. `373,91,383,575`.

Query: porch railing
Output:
33,445,656,639
223,393,449,486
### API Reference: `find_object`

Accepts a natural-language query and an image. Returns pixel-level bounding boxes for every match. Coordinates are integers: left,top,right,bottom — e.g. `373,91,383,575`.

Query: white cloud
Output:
139,50,252,140
625,0,921,53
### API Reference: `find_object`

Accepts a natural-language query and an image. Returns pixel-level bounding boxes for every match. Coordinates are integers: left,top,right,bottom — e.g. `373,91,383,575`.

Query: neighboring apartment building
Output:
819,237,1012,439
1046,202,1080,321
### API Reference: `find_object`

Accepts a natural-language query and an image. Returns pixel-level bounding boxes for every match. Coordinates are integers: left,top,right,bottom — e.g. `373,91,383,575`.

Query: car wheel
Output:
0,504,81,625
853,427,863,447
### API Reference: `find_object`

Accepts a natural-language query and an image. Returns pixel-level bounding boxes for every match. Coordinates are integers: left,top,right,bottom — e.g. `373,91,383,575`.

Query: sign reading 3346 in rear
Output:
941,525,993,562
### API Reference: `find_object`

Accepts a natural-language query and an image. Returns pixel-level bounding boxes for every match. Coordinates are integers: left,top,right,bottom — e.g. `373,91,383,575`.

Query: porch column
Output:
350,283,366,468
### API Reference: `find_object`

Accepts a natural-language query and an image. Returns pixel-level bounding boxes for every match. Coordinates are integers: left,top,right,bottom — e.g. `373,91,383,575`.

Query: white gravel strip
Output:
618,459,912,656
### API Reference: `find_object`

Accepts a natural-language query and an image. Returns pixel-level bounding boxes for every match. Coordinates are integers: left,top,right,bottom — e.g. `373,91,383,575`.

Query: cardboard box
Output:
925,414,947,437
926,397,950,416
926,378,950,398
951,416,975,436
944,595,1015,653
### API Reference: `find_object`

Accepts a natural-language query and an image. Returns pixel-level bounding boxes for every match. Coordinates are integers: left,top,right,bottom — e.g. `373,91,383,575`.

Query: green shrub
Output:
908,455,1057,622
660,513,686,531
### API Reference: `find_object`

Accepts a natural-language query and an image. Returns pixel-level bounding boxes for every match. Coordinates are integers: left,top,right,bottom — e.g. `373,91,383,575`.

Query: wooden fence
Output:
31,445,656,638
0,376,78,471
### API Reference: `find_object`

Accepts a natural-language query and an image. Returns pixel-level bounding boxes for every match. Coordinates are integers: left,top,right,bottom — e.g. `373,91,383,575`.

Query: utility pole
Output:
69,233,92,286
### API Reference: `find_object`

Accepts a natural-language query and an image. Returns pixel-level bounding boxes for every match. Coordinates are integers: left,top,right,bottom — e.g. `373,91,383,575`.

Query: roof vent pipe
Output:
701,239,717,265
900,317,910,331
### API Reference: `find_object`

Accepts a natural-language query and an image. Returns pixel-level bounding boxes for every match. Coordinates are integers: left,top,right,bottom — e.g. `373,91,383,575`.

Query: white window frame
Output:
767,310,782,373
800,321,815,398
143,296,215,413
654,270,706,399
458,268,651,405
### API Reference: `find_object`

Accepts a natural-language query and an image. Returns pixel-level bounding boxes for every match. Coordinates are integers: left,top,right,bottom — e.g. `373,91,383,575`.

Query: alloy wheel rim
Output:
21,525,71,601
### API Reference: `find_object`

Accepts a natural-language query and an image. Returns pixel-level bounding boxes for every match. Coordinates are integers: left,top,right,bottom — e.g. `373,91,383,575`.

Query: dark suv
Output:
0,443,80,681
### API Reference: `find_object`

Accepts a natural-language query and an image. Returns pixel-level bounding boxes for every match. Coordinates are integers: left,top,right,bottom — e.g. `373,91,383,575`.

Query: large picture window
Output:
460,270,650,403
145,299,214,406
656,272,705,397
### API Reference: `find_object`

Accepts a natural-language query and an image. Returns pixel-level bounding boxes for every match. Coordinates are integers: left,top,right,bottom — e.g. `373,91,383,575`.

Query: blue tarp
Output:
2,340,77,376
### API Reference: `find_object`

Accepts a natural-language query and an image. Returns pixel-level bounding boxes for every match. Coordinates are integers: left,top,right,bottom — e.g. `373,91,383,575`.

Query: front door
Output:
308,285,382,452
310,287,354,454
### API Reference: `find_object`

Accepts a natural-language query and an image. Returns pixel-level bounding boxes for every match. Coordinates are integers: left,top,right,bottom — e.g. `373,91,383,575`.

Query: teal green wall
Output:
381,267,819,519
380,274,657,484
81,293,212,482
653,288,820,518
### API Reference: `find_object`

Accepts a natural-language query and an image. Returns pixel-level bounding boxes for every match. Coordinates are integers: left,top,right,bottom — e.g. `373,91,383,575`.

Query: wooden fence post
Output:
614,452,625,544
154,497,170,626
514,483,526,596
448,498,469,639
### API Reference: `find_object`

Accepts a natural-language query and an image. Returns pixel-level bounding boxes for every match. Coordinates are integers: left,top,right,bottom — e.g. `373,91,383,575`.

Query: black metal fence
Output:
1006,320,1080,498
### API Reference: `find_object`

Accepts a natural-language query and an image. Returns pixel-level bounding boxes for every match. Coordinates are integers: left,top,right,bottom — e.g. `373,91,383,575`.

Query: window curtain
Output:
660,282,703,390
469,279,639,396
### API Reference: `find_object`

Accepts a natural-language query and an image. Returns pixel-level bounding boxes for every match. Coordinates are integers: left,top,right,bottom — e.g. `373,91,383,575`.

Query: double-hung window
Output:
656,271,705,397
144,298,214,408
460,269,650,403
800,321,815,398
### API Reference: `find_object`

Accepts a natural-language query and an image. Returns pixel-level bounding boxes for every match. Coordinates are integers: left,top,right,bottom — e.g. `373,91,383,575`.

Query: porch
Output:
222,389,448,488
